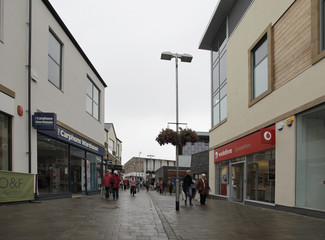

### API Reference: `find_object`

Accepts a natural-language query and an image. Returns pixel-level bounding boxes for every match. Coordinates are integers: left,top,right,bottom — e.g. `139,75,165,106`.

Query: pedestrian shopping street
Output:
1,189,324,240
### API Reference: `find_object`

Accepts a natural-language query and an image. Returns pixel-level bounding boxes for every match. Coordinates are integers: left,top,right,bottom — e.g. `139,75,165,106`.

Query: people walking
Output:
102,170,112,199
182,170,193,205
191,177,197,200
129,176,136,196
111,170,121,200
145,179,150,192
169,180,173,195
159,179,163,195
123,178,128,190
196,173,210,205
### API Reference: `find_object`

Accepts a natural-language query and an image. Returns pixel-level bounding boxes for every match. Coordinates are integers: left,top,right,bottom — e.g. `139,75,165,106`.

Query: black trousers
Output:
200,194,207,204
105,187,110,198
130,186,136,196
112,188,119,199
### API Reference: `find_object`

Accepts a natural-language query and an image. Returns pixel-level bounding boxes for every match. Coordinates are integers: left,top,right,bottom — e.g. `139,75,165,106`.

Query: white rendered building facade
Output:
0,0,106,198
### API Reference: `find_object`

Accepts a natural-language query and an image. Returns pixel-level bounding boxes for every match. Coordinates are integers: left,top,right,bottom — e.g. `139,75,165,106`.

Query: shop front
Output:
296,103,325,211
37,124,105,197
214,126,275,205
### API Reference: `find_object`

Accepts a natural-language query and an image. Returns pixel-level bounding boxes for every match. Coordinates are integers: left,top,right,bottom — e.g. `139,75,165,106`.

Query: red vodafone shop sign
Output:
214,125,275,163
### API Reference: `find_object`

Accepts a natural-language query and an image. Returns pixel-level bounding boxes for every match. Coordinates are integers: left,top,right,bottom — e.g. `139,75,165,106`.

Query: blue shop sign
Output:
32,112,57,131
39,125,105,156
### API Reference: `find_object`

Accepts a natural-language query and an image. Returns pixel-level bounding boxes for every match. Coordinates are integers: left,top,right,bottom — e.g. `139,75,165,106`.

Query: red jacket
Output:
111,174,120,188
196,177,210,195
102,173,111,187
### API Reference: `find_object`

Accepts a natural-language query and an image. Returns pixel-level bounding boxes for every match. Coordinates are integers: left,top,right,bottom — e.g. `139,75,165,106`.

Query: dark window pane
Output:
220,52,227,84
0,113,10,170
213,64,220,92
48,32,61,64
322,0,325,50
48,57,61,88
37,134,69,194
219,21,227,51
253,36,267,66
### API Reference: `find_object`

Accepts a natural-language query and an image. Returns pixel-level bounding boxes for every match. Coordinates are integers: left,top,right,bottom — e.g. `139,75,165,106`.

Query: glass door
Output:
71,156,82,194
230,162,244,202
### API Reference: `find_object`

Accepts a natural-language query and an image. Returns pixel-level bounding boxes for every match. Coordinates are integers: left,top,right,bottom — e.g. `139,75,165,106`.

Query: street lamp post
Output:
138,152,142,183
161,51,193,211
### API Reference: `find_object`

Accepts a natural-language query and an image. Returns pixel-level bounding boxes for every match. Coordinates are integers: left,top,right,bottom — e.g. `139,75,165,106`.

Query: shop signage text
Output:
40,126,105,156
214,125,275,162
58,128,99,152
32,112,57,131
0,171,34,203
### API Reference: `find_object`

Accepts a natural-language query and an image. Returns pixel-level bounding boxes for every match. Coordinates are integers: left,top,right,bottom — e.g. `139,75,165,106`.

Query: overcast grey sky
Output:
49,0,219,164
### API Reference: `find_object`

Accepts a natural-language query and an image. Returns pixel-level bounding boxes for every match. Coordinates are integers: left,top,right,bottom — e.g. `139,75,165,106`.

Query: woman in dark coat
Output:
196,173,210,205
182,170,193,205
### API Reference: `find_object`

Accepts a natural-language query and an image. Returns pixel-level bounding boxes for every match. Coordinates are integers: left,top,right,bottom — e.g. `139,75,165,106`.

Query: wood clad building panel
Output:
273,0,312,89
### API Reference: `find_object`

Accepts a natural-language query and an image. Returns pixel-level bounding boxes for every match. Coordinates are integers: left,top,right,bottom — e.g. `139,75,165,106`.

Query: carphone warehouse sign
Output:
32,112,57,131
40,125,105,156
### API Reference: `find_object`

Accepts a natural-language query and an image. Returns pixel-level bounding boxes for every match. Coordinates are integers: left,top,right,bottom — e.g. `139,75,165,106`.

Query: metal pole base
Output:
176,201,179,211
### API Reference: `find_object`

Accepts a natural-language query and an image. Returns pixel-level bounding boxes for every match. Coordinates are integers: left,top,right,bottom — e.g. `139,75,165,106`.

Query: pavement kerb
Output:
149,192,179,240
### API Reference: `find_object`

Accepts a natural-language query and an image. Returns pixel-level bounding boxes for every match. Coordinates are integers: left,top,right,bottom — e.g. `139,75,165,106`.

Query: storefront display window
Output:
296,104,325,211
86,152,102,191
0,113,10,170
215,161,229,196
37,133,69,195
246,149,275,203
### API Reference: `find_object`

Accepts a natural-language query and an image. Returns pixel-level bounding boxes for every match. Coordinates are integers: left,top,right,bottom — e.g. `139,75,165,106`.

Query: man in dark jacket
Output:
182,170,193,206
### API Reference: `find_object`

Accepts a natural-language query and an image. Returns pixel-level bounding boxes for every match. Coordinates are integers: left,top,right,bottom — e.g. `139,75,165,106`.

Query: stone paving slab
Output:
1,189,325,240
0,190,167,240
150,192,325,240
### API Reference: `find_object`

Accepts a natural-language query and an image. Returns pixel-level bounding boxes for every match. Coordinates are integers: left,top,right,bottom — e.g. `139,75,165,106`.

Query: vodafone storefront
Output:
214,125,275,204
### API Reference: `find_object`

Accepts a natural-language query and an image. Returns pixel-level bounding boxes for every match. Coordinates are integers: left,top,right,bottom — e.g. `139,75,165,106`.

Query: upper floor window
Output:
108,139,114,154
212,21,227,127
86,78,100,120
248,24,273,106
116,144,119,157
252,35,268,99
321,0,325,51
312,0,325,63
48,31,62,89
0,0,4,43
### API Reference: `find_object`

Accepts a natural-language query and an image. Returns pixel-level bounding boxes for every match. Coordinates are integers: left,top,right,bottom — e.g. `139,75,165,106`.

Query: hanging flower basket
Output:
179,127,199,146
155,128,178,146
155,127,199,146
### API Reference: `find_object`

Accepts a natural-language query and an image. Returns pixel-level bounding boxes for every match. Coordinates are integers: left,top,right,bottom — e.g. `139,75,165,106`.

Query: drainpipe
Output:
28,0,32,173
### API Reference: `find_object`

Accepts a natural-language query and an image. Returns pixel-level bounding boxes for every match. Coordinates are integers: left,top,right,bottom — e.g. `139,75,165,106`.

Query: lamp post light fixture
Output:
160,51,193,211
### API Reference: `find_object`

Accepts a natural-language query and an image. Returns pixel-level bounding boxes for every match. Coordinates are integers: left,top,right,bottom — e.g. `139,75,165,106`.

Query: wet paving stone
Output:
1,189,325,240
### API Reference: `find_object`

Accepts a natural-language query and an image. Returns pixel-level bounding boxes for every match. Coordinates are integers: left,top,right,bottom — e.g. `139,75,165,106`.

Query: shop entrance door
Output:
230,162,244,202
71,156,82,194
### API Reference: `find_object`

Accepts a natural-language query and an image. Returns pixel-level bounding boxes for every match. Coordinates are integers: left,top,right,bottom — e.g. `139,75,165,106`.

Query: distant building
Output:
104,123,122,172
123,157,175,181
179,132,209,177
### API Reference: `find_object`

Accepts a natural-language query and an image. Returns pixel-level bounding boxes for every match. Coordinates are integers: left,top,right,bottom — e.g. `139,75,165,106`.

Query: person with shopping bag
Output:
196,173,210,205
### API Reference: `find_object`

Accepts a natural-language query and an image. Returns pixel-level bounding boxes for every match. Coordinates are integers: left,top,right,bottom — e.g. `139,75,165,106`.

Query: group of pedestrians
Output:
102,169,209,205
102,170,121,200
182,170,210,205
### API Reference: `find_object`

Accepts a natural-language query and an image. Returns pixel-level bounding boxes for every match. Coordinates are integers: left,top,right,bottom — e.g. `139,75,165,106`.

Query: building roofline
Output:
199,0,236,51
42,0,107,87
